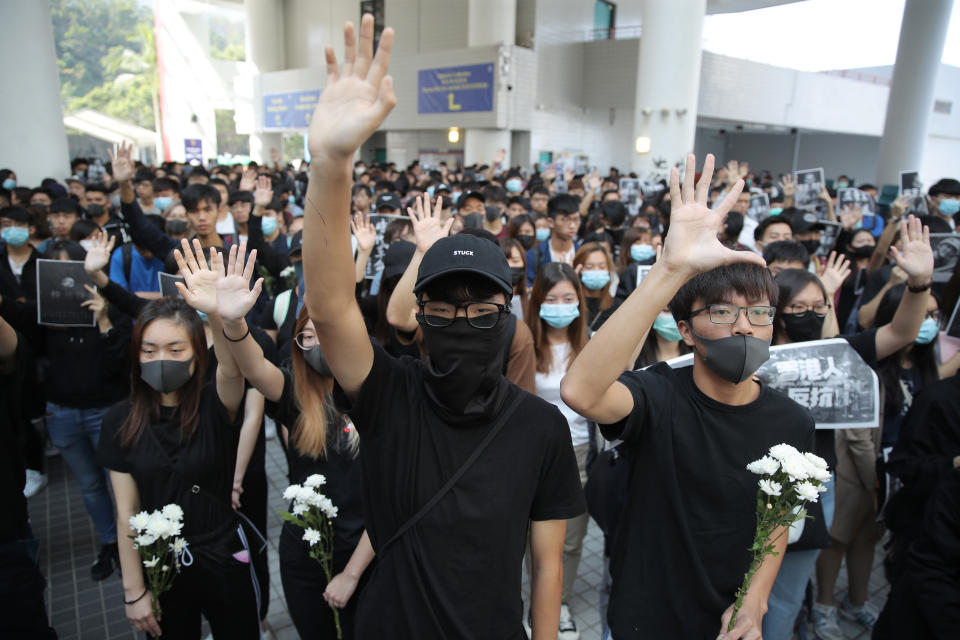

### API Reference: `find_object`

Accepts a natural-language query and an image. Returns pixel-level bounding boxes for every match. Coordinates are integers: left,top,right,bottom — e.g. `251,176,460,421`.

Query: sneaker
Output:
559,603,580,640
23,469,48,498
811,603,845,640
839,595,879,629
90,542,118,581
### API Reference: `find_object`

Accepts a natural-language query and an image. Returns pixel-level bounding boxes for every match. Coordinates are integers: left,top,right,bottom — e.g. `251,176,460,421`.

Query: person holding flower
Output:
97,239,258,639
561,154,815,640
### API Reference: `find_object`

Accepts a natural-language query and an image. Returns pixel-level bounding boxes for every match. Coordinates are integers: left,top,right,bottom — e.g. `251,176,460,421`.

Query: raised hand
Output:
779,175,796,197
215,242,263,322
407,196,453,254
84,230,116,274
890,215,933,284
839,206,862,231
587,171,602,194
725,159,740,181
890,194,910,219
240,168,258,192
494,148,506,166
738,161,749,179
173,238,224,315
307,14,396,161
350,212,377,253
819,251,852,297
81,285,108,323
108,141,135,184
660,154,765,277
254,175,273,209
563,167,575,184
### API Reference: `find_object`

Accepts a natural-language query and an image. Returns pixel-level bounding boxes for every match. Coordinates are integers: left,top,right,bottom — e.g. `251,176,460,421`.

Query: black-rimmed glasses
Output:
416,300,507,329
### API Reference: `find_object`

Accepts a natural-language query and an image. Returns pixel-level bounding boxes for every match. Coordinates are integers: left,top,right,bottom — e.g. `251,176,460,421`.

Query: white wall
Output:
283,0,358,70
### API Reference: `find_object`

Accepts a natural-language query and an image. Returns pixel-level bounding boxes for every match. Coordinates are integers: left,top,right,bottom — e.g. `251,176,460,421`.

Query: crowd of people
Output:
2,14,960,640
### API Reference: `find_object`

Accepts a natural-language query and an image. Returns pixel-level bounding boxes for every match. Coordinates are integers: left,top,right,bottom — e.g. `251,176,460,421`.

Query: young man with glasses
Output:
300,16,584,640
562,154,816,640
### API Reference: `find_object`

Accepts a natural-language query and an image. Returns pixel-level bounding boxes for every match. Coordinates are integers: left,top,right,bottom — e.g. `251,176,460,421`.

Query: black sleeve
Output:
861,266,891,306
99,316,131,381
843,328,878,369
331,339,409,438
888,379,960,496
121,198,176,259
530,403,587,521
0,295,39,346
614,265,638,306
96,402,134,472
101,280,147,319
265,368,296,426
246,214,290,279
598,364,671,444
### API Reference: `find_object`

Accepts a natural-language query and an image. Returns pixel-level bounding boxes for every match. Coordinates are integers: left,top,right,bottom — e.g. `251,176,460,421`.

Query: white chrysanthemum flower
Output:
162,565,169,572
325,505,339,519
758,478,782,496
780,456,810,482
795,481,821,502
302,528,322,546
145,512,170,538
746,455,780,476
170,538,188,554
304,491,325,508
769,443,802,463
143,556,160,568
129,512,151,532
283,485,300,501
161,504,184,522
304,474,327,488
280,266,295,278
135,533,158,547
296,486,318,505
292,503,308,516
804,452,829,471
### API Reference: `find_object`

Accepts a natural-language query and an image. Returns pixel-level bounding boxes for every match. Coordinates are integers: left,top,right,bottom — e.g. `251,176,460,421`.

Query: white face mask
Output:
80,239,96,252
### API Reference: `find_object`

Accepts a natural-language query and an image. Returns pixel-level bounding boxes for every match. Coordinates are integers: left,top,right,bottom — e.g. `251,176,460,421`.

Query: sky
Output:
701,0,960,72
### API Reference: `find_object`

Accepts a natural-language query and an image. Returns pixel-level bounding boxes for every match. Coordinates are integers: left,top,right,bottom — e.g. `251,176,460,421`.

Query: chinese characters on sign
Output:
184,139,202,163
418,64,495,114
264,90,322,130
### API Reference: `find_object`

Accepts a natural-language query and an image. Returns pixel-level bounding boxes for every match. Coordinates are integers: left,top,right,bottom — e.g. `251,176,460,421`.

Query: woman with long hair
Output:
616,226,656,273
572,242,616,331
215,245,373,639
524,261,590,638
505,214,537,251
500,237,528,319
97,240,256,638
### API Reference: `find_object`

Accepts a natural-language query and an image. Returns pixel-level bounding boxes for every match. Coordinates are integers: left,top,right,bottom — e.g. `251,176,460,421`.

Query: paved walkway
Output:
30,437,887,639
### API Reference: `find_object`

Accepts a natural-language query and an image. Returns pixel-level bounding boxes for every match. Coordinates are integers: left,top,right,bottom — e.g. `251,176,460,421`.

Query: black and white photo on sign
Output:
929,233,960,284
662,339,879,429
636,265,652,284
158,272,185,299
817,220,841,257
793,168,825,211
946,296,960,340
363,214,404,280
836,187,877,216
619,178,642,215
747,193,770,222
35,259,97,327
899,170,920,197
641,180,666,203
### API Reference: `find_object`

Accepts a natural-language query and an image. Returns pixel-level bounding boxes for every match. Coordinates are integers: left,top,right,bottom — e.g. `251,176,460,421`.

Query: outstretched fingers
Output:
325,46,339,82
353,14,375,79
695,154,715,204
341,22,357,76
367,27,395,90
715,179,745,217
242,249,259,282
681,154,696,204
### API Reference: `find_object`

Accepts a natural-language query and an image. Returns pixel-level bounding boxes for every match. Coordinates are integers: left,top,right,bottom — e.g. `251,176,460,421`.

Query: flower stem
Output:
729,549,763,632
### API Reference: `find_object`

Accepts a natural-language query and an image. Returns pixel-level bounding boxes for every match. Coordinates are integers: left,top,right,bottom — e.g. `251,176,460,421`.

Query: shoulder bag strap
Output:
378,390,526,556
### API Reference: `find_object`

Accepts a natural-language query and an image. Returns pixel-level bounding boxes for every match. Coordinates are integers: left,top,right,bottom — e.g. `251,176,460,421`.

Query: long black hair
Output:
773,268,829,342
874,283,939,409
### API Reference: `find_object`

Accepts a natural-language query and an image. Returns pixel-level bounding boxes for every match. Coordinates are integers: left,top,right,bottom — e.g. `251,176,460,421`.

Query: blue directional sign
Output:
418,63,494,114
184,138,202,163
263,90,322,129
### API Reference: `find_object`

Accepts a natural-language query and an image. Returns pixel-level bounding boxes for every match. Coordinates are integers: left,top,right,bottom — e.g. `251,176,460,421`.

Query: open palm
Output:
891,215,933,281
308,15,396,160
216,243,263,321
84,230,115,273
173,239,223,314
407,195,453,253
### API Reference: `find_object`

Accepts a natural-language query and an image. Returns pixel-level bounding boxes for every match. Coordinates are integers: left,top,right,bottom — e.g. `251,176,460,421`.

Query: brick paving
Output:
30,436,887,640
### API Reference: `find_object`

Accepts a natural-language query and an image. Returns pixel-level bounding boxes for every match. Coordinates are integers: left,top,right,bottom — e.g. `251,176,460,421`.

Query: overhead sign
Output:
184,139,202,163
418,63,494,114
264,90,322,130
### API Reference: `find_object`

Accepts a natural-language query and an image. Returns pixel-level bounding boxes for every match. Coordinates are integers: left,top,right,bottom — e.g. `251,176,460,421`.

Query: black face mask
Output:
140,357,194,393
86,204,105,218
689,326,770,384
781,310,825,343
485,207,502,223
300,345,331,376
417,315,511,420
850,245,874,259
801,239,821,255
510,267,525,288
166,219,189,235
516,234,536,250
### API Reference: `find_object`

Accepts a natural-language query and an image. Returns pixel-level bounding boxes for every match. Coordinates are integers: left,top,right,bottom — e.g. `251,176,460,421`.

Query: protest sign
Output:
36,259,96,327
836,188,877,216
817,221,841,257
158,272,185,299
620,178,642,215
929,233,960,284
641,180,666,202
793,168,825,212
363,214,405,280
899,170,920,197
636,265,652,284
747,193,770,222
663,338,879,429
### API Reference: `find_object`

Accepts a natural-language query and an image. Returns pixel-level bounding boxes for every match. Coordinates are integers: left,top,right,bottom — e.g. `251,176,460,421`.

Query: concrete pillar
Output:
245,0,285,163
0,1,70,185
631,0,706,176
874,0,953,187
464,129,511,168
468,0,516,47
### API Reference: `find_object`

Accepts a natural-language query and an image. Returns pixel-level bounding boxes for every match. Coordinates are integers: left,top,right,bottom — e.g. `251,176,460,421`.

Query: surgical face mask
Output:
2,178,16,190
79,239,96,252
294,261,304,282
630,243,655,262
915,317,939,345
837,181,849,189
652,312,682,342
510,267,525,288
261,216,278,236
939,198,960,216
166,219,188,235
539,303,580,328
535,228,550,242
688,325,771,384
781,310,825,343
140,357,195,393
516,234,535,250
1,226,30,247
153,196,173,212
196,310,208,323
288,195,296,205
581,270,610,291
506,178,523,194
769,208,784,216
426,186,435,198
86,204,105,218
450,191,462,204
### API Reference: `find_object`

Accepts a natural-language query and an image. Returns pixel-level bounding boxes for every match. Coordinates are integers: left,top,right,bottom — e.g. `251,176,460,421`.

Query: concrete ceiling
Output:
706,0,806,14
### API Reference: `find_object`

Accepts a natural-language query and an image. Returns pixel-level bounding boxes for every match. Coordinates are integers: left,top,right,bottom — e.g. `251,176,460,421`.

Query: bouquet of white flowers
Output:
281,474,341,638
128,503,191,623
729,444,832,631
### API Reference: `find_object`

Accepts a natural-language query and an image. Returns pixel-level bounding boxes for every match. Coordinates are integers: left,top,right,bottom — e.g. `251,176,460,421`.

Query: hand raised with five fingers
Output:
173,238,224,315
890,215,933,284
84,230,116,274
779,174,796,197
660,154,766,277
81,285,108,322
407,195,454,254
308,14,396,160
819,251,852,298
240,168,258,192
350,212,377,253
254,176,273,209
108,141,135,184
215,242,263,322
839,206,863,231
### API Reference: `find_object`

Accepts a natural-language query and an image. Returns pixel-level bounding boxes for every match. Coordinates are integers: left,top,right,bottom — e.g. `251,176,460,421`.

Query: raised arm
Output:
247,176,289,278
84,230,147,318
561,154,764,424
867,212,900,275
818,251,851,338
303,15,396,398
350,212,377,284
109,142,177,258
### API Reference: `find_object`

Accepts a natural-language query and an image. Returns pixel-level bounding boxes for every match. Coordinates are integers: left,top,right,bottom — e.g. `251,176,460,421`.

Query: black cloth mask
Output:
689,326,770,384
849,245,874,259
417,315,511,421
781,311,825,343
166,219,188,235
140,357,194,393
86,204,105,218
485,207,502,223
516,234,536,250
801,239,821,256
510,267,525,287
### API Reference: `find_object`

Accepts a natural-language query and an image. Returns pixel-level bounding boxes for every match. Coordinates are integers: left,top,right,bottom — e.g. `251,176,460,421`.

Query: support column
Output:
464,129,512,168
874,0,953,187
0,1,70,185
245,0,285,164
466,0,514,169
631,0,706,176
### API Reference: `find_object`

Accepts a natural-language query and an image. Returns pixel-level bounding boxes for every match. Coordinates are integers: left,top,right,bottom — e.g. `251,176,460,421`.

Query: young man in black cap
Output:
300,15,584,640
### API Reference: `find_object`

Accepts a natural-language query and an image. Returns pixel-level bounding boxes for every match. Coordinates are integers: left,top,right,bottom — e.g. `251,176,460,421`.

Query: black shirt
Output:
0,334,31,543
332,341,585,639
97,383,243,538
600,363,814,639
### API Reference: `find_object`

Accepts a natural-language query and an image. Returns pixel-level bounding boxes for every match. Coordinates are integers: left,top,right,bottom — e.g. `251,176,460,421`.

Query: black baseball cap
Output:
784,209,825,233
375,193,402,212
382,240,416,279
457,191,485,209
413,233,512,296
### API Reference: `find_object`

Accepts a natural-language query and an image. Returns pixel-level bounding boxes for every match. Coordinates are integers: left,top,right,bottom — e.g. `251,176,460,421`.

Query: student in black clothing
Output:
562,154,814,640
97,240,258,639
216,247,373,638
302,17,584,639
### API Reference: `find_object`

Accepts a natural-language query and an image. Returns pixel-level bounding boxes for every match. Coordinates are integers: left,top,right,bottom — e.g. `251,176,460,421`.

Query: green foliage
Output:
215,109,249,156
209,15,245,61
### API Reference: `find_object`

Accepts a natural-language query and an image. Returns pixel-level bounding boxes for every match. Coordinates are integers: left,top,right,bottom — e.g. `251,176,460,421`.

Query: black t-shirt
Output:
267,368,365,553
0,335,31,543
332,341,585,639
600,363,814,639
97,383,243,537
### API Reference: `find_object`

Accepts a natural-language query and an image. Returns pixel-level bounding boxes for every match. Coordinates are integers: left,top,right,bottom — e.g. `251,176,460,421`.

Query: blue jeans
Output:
762,478,836,640
45,402,117,544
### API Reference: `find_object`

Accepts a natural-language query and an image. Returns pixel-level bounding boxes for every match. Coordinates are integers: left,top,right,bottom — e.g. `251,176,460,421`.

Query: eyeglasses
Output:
785,303,831,317
294,332,317,351
417,300,507,329
689,304,775,326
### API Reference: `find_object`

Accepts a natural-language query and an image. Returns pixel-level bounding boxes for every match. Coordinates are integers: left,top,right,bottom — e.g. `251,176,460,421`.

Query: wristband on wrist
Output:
907,281,932,293
124,589,147,605
222,325,250,342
